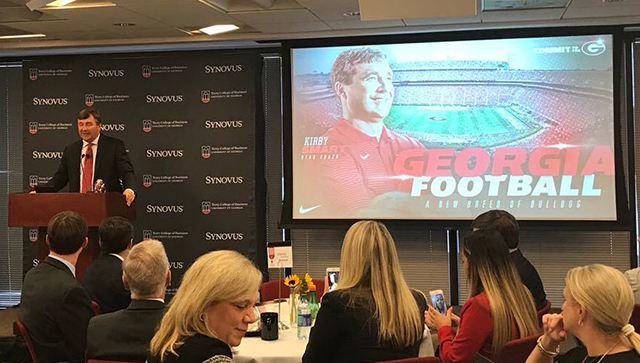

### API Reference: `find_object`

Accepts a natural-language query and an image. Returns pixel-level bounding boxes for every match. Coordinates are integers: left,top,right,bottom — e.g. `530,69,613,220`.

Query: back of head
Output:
330,47,387,92
150,250,262,359
471,209,519,249
339,220,421,348
47,211,88,255
565,264,640,354
78,107,101,124
122,239,168,298
463,230,539,354
99,216,133,254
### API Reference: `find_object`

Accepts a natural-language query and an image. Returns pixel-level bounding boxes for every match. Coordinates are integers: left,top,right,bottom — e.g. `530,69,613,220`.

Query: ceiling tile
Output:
6,19,100,32
295,0,359,11
44,29,121,40
112,26,188,38
39,5,166,28
482,8,565,22
249,21,330,33
307,6,363,22
564,4,640,17
231,9,320,23
115,0,238,27
325,19,404,30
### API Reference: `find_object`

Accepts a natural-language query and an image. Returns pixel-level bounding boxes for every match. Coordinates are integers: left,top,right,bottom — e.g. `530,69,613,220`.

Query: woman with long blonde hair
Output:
426,229,540,362
147,250,262,363
302,220,426,363
527,264,640,363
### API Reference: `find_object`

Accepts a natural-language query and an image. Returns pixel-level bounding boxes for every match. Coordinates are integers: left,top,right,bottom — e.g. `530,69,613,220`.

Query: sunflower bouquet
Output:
284,273,315,325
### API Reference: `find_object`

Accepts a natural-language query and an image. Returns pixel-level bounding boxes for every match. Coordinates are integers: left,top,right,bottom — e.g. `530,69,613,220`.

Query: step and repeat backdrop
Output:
21,50,263,294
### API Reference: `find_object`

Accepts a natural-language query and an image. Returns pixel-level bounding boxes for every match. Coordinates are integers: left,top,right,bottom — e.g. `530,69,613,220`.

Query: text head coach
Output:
32,108,136,206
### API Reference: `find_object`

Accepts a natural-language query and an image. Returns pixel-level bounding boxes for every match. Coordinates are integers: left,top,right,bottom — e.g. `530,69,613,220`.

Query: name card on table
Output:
267,246,293,268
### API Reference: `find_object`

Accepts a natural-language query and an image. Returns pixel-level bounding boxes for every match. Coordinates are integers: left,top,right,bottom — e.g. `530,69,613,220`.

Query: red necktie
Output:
81,144,93,193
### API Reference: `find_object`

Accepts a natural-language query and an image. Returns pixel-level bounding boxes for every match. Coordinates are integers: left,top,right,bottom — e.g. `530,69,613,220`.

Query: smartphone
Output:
429,289,447,315
326,267,340,292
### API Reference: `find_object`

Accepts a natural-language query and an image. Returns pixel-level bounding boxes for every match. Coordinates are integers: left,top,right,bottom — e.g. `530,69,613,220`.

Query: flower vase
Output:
289,292,298,326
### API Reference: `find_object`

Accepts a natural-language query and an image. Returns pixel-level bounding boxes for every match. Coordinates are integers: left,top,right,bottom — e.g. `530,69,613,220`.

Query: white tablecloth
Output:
234,327,307,363
233,300,434,363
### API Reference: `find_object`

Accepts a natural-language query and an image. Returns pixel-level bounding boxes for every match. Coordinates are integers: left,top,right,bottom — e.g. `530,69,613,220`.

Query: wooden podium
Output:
9,192,136,281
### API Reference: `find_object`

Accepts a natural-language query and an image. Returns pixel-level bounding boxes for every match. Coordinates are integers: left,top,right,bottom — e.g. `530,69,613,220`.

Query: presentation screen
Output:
290,34,616,221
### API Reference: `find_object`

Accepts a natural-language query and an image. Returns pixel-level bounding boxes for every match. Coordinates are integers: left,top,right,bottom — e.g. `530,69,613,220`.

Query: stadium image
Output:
293,59,613,150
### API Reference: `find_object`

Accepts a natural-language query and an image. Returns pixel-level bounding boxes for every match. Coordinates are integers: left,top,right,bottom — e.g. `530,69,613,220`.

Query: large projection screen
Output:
291,34,615,221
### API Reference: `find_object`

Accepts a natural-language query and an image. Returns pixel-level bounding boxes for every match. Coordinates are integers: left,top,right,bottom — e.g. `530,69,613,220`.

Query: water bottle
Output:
297,293,311,340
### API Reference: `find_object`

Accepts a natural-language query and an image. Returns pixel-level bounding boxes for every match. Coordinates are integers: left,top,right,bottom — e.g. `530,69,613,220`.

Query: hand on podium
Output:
123,189,135,207
29,190,36,194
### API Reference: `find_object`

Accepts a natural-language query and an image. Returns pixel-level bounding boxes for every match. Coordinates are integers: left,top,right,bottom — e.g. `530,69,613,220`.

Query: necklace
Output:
579,342,619,363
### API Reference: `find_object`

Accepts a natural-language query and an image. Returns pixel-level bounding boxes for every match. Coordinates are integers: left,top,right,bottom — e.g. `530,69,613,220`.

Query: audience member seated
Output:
86,239,170,361
18,211,94,363
426,230,539,363
527,264,640,363
472,209,547,310
303,220,427,363
624,267,640,304
148,250,262,363
82,216,134,313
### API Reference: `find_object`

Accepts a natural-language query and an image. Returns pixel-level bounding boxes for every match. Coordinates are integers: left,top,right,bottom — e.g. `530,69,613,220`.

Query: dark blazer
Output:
82,254,131,314
147,334,233,363
303,289,428,363
35,133,135,193
511,249,547,310
86,299,165,361
18,256,94,363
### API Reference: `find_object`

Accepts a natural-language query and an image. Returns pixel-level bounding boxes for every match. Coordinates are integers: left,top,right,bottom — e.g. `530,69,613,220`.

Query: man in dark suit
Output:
33,107,136,206
82,216,133,313
472,209,547,310
86,239,170,361
19,211,94,363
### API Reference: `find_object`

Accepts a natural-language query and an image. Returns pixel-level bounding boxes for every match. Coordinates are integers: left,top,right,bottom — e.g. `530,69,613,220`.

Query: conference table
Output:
233,300,436,363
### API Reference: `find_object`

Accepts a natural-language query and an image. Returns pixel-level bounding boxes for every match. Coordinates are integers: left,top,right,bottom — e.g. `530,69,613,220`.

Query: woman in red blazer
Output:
426,230,540,363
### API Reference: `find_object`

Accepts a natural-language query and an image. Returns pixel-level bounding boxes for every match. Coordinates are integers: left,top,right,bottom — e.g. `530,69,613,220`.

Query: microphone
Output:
81,153,92,159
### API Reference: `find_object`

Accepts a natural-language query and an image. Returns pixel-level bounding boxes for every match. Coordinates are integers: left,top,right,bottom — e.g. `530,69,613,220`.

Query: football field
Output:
384,105,543,147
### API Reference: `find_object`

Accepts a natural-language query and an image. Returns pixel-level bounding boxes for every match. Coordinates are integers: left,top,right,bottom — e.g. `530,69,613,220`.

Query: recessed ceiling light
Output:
343,11,360,17
113,23,136,27
44,2,116,9
46,0,76,6
0,34,46,40
199,24,239,35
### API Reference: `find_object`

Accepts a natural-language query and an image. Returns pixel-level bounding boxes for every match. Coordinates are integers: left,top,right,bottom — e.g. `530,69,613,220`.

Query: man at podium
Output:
32,107,136,206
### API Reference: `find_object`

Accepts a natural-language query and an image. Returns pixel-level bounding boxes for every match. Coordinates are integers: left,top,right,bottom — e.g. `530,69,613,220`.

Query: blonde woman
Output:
426,229,539,363
147,250,262,363
302,220,426,363
527,264,640,363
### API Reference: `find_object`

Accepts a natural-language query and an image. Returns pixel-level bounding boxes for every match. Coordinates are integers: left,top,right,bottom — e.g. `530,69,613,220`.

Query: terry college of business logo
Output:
29,228,38,242
85,94,95,107
29,175,38,188
143,119,152,133
201,90,210,104
29,68,38,81
143,230,152,240
29,122,38,135
142,65,151,79
202,201,211,215
143,174,152,187
201,145,211,159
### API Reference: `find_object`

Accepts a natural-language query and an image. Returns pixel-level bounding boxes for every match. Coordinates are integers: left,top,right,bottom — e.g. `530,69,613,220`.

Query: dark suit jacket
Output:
82,254,131,314
35,133,135,193
303,289,427,363
511,249,547,310
86,299,165,361
18,256,94,363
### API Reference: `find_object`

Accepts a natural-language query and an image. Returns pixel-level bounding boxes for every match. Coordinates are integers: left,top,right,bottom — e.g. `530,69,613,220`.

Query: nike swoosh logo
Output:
298,205,321,214
360,154,370,160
